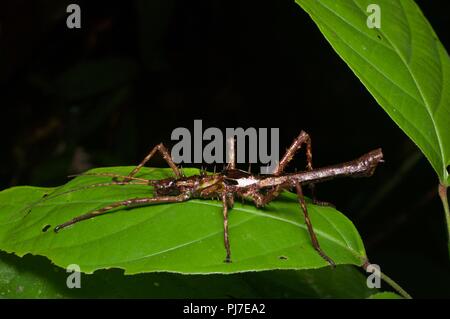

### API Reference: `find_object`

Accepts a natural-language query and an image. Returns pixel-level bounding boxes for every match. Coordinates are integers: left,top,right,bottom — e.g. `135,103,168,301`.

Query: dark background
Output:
0,0,449,298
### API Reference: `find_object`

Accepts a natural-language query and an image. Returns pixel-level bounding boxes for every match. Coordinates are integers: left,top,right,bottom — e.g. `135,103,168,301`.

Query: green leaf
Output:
368,292,403,299
0,251,67,298
0,250,376,298
295,0,450,185
0,167,366,275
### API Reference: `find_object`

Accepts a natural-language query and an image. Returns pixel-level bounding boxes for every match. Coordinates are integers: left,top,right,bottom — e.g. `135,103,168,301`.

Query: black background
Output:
0,0,449,297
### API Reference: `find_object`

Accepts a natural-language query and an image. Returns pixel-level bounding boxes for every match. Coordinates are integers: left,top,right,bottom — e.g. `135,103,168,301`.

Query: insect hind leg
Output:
54,193,190,232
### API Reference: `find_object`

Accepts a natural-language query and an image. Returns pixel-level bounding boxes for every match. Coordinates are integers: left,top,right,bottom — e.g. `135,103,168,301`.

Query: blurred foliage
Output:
0,251,383,298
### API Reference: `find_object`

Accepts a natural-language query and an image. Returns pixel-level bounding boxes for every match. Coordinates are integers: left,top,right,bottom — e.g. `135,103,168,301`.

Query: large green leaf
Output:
0,167,366,275
368,292,403,299
0,251,378,298
295,0,450,185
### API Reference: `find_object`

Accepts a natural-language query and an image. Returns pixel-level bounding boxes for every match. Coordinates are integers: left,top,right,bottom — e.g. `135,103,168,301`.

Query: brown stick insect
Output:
47,131,383,267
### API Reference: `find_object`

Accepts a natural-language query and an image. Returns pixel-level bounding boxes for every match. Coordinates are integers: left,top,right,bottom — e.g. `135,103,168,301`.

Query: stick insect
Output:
41,131,383,267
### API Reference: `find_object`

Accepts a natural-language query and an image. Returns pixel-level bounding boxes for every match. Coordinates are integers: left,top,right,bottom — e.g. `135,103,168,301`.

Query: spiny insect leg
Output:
125,143,181,180
271,131,329,204
295,182,335,268
275,130,313,175
222,193,232,263
54,193,190,232
239,191,269,208
238,185,287,209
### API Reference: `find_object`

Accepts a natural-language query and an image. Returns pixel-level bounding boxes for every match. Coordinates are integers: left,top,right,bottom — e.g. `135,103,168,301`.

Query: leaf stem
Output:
379,270,412,299
363,261,412,299
438,183,450,256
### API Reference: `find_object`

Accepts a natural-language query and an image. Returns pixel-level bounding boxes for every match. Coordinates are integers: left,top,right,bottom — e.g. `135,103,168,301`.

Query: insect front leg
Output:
54,193,190,232
272,131,331,205
254,131,314,203
295,182,335,268
275,131,313,175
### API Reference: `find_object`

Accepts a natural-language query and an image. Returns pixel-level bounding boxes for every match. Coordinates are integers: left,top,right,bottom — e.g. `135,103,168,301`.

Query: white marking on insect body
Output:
236,177,258,187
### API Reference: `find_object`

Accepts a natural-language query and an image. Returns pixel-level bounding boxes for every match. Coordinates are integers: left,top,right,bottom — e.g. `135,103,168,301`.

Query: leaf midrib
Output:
314,0,447,180
2,197,364,263
363,0,446,179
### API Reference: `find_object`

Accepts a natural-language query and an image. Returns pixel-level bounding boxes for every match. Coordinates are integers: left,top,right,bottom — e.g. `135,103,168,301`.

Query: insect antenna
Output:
68,172,151,183
22,180,149,216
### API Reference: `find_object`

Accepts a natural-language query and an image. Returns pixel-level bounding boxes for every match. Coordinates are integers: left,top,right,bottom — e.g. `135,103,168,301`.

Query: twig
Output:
379,270,412,299
438,183,450,256
363,261,412,299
